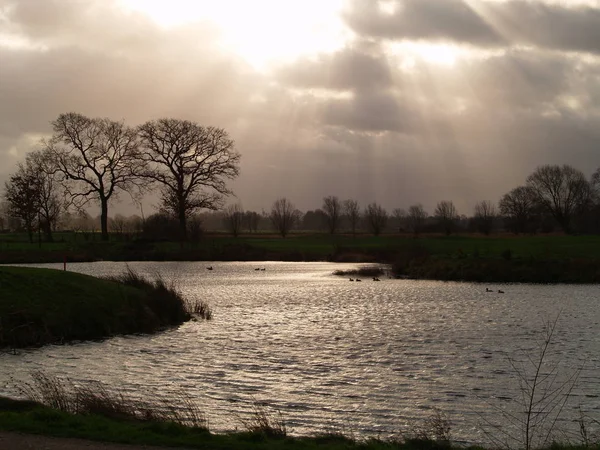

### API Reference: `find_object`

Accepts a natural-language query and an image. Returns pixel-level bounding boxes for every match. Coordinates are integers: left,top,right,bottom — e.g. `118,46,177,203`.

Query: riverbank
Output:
2,233,600,283
0,266,209,348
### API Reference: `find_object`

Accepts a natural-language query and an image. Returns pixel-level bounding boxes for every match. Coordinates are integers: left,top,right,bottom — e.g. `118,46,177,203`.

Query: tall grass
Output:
105,267,213,321
16,371,208,430
238,401,287,438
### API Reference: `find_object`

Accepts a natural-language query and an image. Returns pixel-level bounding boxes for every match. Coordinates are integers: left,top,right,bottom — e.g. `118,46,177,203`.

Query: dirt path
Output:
0,431,194,450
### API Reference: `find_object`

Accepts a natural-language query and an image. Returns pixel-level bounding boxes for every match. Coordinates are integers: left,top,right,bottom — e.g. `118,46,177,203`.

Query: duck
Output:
261,268,266,271
206,266,213,271
349,278,354,281
372,277,381,281
486,288,493,292
255,268,260,271
356,279,362,282
498,289,505,294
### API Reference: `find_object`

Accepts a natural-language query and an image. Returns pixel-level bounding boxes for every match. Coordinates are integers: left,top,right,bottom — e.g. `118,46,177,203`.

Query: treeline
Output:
3,113,600,241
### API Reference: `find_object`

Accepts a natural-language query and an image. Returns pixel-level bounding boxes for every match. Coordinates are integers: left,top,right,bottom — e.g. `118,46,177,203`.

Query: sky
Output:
1,0,599,216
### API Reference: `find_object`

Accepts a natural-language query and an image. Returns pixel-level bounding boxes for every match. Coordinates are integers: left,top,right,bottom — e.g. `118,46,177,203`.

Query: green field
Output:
2,231,600,259
2,232,600,282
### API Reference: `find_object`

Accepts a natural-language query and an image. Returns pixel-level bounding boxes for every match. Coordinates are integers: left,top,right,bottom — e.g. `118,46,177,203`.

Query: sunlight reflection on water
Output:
1,261,599,444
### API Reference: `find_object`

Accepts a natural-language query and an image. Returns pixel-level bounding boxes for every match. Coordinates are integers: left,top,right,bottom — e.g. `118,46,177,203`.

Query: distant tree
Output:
46,112,143,241
407,204,427,237
138,119,240,241
243,211,260,233
223,203,244,237
392,208,407,232
302,209,327,231
3,163,40,243
434,201,457,235
474,200,496,235
499,186,537,234
343,199,361,236
526,164,591,234
109,214,127,236
26,149,64,242
364,202,388,236
143,212,180,241
322,195,342,234
270,198,299,238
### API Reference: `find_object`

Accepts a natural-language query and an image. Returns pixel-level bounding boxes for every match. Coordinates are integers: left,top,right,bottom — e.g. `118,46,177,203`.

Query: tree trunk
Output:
178,199,187,242
100,198,109,241
44,223,53,242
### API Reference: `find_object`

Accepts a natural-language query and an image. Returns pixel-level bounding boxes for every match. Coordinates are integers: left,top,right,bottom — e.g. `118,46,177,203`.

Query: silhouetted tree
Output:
526,164,591,234
343,199,360,236
302,209,327,231
223,203,243,237
3,163,40,243
138,119,240,241
322,195,342,234
26,149,64,242
143,213,180,241
46,113,143,241
270,198,299,238
407,204,427,237
434,201,457,235
243,211,260,233
499,186,537,234
364,202,388,236
392,208,407,232
474,200,496,235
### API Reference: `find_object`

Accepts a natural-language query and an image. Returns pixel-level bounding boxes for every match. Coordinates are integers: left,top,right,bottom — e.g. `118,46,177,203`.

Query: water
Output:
1,261,599,445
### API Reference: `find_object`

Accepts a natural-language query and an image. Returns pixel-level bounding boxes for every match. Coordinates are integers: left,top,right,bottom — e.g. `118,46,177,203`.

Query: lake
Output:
1,261,599,445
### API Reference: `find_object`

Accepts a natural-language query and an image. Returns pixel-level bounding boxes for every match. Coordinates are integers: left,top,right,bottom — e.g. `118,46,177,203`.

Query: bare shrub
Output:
480,315,583,450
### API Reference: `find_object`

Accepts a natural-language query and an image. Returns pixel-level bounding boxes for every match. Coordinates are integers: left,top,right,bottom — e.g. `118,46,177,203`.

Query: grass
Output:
0,266,211,348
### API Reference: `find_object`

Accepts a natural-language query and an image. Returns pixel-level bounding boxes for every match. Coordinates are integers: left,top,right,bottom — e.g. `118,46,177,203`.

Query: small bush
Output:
333,266,386,277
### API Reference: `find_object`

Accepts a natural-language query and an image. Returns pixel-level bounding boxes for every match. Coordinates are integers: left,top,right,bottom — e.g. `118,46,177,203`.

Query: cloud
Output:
1,0,600,215
344,0,600,54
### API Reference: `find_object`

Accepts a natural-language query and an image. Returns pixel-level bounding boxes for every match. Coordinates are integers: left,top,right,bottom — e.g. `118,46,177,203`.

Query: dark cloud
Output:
344,0,600,54
276,45,393,91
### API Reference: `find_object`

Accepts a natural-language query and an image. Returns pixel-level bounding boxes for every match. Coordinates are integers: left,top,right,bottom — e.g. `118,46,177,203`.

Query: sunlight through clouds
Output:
120,0,352,69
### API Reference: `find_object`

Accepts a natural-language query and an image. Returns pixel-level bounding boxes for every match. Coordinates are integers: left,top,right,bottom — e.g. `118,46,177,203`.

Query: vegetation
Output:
0,371,598,450
0,266,210,348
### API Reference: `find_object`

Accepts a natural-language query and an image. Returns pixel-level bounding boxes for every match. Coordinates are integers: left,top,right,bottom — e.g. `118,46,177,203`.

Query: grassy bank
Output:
0,266,210,348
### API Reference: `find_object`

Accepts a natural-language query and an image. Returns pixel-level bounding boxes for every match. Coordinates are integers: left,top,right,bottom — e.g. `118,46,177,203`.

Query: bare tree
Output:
46,113,143,241
270,198,299,238
526,164,591,234
364,202,388,236
392,208,407,232
434,201,457,235
223,203,244,237
474,200,496,235
343,199,360,236
499,186,537,234
26,149,64,242
3,163,40,243
138,119,240,241
322,195,342,234
407,204,427,237
243,211,260,233
109,214,127,236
